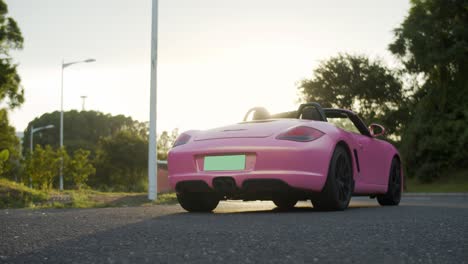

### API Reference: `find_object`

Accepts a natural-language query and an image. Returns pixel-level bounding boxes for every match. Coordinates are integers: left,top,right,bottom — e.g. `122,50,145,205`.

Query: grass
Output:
405,170,468,193
154,192,178,205
43,189,179,209
0,178,49,208
0,178,178,209
3,169,464,209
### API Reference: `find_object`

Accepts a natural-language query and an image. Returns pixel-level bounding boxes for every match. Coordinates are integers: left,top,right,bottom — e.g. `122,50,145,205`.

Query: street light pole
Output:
148,0,158,200
29,124,54,188
30,126,34,156
29,125,33,188
60,58,95,191
80,95,87,111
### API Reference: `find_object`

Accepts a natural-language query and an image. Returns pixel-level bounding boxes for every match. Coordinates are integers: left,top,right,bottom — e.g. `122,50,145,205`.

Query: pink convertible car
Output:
168,103,402,212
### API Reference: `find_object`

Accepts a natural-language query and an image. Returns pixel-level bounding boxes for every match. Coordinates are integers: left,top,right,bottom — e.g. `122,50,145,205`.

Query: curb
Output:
403,192,468,197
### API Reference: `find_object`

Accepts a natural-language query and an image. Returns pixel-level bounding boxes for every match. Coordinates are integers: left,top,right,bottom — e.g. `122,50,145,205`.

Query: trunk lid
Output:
194,119,302,141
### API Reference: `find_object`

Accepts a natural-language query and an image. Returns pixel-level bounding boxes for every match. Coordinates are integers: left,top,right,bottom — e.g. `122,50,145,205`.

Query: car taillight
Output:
173,133,191,147
276,126,324,142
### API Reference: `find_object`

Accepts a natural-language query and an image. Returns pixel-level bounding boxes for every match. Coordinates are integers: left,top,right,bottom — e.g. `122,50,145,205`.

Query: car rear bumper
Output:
168,137,335,194
170,170,326,193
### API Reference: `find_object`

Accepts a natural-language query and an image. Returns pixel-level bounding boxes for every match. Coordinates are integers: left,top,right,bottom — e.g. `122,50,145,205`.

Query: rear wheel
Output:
377,158,401,206
312,145,354,211
272,196,298,210
177,192,219,212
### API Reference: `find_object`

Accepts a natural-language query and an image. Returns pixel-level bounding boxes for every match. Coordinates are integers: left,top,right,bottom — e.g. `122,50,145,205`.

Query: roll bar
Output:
243,107,271,121
296,102,328,122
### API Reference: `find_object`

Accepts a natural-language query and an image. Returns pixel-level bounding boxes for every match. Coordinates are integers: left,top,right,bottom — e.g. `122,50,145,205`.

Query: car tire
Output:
177,192,219,212
377,158,402,206
312,145,354,211
272,197,298,210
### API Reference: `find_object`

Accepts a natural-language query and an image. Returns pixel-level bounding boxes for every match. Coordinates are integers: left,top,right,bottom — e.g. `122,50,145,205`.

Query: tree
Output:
157,128,179,160
0,149,8,174
66,149,95,189
24,110,179,191
389,0,468,182
0,109,21,180
23,110,148,157
93,131,148,192
0,0,24,180
298,54,408,138
0,0,24,109
26,145,65,190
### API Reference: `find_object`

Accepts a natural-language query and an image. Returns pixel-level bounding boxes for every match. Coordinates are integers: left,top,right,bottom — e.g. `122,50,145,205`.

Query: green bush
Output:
400,90,468,182
0,178,48,208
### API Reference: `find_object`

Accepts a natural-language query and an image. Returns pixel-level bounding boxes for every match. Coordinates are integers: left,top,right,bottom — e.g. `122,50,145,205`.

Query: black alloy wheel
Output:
177,192,219,212
377,158,402,206
312,145,354,211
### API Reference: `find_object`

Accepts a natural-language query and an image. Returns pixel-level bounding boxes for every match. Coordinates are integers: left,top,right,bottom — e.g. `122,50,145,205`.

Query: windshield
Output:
327,117,360,134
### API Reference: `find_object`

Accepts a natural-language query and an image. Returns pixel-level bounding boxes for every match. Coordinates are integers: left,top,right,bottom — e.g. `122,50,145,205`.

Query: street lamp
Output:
29,124,55,187
60,58,95,190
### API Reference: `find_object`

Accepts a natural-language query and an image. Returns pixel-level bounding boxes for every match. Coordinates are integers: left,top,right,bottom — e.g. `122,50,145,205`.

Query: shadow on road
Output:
5,200,468,263
6,205,380,263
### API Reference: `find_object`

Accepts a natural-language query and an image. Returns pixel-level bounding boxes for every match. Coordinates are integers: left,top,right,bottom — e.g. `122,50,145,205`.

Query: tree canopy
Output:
23,110,148,156
0,148,8,174
0,0,23,180
66,149,95,189
157,129,179,160
389,0,468,182
0,0,23,109
25,145,63,190
93,131,148,192
0,109,20,178
298,54,408,138
22,110,178,191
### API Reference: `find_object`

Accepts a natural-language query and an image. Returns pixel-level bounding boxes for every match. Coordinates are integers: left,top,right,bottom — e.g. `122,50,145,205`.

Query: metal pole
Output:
81,96,87,111
148,0,158,200
29,126,33,188
58,59,94,191
59,60,64,191
30,126,33,155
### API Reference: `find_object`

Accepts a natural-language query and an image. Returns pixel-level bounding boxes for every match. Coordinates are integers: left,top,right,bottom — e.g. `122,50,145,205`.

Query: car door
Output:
325,109,388,186
352,134,387,185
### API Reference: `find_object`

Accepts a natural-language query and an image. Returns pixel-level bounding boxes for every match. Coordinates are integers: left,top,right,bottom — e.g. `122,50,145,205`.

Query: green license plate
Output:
204,155,246,171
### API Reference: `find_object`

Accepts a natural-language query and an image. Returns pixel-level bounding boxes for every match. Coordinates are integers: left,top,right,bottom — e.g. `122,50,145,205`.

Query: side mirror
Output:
369,124,385,137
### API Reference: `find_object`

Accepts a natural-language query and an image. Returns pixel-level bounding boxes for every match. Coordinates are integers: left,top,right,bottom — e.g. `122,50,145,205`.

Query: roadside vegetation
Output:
0,178,48,208
406,170,468,193
0,178,177,209
18,110,178,192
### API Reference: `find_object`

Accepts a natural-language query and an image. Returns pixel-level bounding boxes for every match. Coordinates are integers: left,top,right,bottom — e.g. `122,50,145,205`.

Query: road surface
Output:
1,195,467,263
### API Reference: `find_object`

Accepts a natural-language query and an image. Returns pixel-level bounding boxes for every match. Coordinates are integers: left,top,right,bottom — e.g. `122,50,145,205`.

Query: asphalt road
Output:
1,195,467,264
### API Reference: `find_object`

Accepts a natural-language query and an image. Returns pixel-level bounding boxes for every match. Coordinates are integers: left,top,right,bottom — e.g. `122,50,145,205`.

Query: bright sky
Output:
6,0,410,134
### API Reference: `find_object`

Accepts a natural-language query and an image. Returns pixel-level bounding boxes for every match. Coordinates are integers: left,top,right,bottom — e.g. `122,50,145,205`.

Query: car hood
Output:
193,119,314,141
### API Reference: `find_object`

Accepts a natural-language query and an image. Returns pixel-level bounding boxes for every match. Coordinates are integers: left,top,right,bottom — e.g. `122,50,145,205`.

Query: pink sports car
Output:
168,103,403,212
